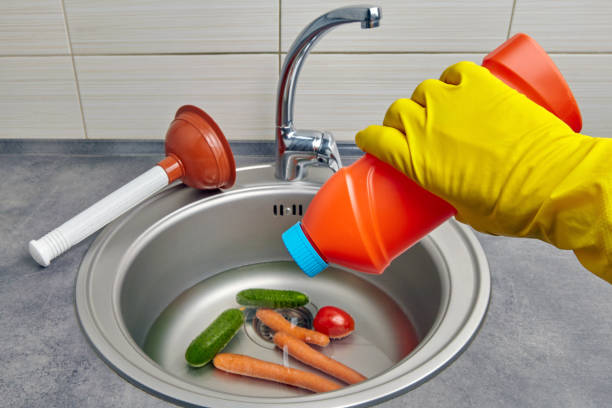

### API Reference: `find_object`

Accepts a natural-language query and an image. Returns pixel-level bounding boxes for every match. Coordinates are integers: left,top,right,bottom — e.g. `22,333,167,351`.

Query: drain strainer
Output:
243,305,316,350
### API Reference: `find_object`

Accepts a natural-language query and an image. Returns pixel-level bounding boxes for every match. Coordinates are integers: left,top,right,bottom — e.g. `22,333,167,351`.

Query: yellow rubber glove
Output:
356,61,612,283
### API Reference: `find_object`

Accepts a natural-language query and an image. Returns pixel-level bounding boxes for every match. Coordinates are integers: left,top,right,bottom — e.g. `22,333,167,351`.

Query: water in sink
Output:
143,261,419,397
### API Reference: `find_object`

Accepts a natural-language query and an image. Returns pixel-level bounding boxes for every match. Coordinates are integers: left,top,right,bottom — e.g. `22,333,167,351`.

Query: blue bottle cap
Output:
282,222,328,277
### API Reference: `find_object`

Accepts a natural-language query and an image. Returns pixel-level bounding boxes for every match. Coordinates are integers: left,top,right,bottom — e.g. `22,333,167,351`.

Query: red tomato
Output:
313,306,355,339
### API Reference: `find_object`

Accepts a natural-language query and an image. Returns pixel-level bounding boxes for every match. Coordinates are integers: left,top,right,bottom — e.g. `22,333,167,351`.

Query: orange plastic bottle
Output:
282,33,582,277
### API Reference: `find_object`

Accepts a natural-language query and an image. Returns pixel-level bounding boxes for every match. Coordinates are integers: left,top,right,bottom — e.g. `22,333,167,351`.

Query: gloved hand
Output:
356,61,612,283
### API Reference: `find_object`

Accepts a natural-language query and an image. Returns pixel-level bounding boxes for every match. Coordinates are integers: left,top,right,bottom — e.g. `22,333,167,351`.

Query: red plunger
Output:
29,105,236,267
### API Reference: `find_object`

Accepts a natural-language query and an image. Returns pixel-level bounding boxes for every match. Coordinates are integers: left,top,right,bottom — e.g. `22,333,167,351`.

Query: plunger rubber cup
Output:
158,105,236,189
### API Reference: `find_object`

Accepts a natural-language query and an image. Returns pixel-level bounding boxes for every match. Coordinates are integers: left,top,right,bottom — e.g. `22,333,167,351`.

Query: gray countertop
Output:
1,141,611,408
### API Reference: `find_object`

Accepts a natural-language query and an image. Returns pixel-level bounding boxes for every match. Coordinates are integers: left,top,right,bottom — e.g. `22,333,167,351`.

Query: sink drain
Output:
254,307,314,341
243,305,316,349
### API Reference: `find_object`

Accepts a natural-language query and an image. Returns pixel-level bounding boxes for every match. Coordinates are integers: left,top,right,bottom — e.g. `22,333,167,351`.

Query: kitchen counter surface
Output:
1,141,611,408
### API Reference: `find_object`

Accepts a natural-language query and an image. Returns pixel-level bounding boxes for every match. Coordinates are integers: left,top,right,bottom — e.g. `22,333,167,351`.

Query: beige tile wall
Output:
64,0,279,54
0,0,610,141
0,0,70,55
0,57,84,138
75,55,278,139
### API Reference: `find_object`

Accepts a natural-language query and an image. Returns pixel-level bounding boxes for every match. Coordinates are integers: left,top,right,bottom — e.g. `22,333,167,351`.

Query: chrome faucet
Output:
275,5,382,181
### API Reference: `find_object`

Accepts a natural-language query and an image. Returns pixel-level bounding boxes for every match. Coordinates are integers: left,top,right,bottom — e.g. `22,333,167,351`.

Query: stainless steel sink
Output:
76,164,490,408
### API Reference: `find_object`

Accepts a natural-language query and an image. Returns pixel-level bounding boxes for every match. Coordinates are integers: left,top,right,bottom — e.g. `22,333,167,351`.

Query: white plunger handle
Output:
29,165,170,267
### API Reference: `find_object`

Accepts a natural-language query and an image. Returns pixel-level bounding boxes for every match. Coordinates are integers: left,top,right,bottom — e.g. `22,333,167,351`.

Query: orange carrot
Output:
256,308,330,347
273,331,367,384
213,353,342,393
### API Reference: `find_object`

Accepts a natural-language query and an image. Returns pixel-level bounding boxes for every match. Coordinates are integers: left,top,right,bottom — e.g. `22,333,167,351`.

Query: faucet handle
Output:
315,130,342,172
278,129,343,180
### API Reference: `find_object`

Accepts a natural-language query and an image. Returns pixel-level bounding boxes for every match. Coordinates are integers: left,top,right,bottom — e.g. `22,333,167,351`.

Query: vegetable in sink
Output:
185,308,244,367
236,288,309,308
313,305,355,339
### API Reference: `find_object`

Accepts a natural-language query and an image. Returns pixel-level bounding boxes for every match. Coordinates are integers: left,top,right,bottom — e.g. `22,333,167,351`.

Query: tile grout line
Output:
2,51,612,58
60,0,89,139
506,0,518,40
278,0,282,76
0,52,279,57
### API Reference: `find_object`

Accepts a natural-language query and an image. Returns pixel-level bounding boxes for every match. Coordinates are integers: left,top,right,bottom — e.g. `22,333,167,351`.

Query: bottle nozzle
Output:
282,222,328,277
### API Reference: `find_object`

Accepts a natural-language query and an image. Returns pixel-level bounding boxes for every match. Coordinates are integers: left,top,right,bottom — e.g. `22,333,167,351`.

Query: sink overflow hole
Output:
253,307,313,342
273,204,303,216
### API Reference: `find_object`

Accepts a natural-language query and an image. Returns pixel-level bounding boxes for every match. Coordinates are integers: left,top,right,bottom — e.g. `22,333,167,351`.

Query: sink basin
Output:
76,164,490,407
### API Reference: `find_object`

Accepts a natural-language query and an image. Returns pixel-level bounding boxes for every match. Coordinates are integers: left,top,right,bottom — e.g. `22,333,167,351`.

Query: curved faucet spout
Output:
275,6,382,181
277,6,382,131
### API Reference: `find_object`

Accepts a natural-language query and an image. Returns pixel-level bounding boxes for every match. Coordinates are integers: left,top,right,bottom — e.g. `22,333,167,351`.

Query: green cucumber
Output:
236,288,309,308
185,308,244,367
